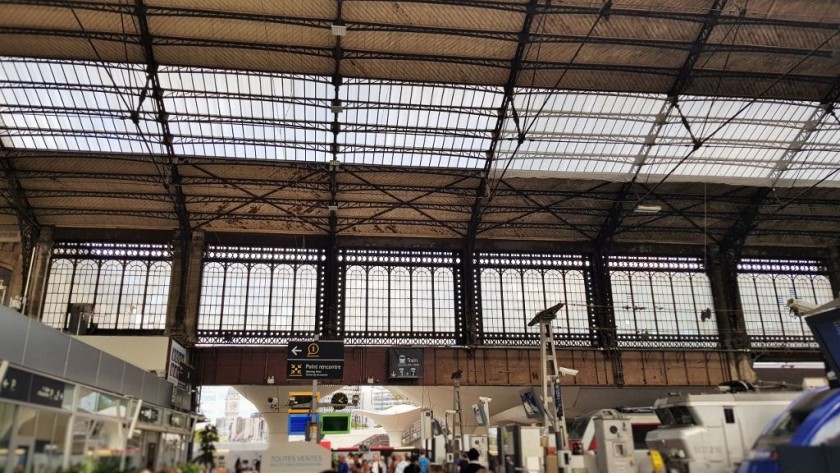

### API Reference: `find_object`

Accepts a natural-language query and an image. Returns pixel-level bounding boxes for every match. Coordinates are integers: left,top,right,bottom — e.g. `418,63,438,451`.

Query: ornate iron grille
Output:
608,255,719,348
42,242,172,331
737,258,831,349
197,246,325,344
475,252,592,347
338,249,460,346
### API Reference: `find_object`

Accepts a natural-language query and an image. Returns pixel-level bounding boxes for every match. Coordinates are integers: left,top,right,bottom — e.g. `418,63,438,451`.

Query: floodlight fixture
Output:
528,302,564,327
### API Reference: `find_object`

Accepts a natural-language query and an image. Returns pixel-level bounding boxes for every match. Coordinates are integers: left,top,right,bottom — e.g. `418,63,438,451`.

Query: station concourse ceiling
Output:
0,0,838,247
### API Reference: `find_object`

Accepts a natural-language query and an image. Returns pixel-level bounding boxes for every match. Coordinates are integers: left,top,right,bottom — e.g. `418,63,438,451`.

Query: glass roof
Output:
160,67,332,161
777,118,840,183
1,57,837,187
643,97,818,181
495,91,664,175
339,79,502,168
0,58,162,154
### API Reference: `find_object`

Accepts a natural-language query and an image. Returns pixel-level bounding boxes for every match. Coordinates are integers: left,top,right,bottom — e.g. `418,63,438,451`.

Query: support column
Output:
590,251,623,385
166,230,204,344
461,244,478,346
23,226,53,319
322,237,340,340
707,245,755,382
0,228,24,306
827,246,840,299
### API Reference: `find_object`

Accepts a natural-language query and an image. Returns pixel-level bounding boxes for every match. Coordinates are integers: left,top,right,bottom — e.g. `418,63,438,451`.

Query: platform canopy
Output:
0,0,838,246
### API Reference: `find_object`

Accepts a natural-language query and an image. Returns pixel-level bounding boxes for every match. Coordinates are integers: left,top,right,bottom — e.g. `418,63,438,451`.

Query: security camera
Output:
478,397,492,404
267,397,278,404
787,298,818,317
558,366,579,377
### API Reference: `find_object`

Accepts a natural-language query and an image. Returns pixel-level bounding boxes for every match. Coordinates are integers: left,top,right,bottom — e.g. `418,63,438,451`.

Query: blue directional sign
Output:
286,340,344,380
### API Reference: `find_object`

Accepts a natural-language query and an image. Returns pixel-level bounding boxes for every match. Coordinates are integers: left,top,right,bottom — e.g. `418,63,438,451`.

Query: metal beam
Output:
595,0,728,249
0,147,40,282
633,183,722,244
0,151,39,231
478,181,608,237
322,0,346,340
732,81,840,250
133,0,191,238
344,169,467,236
338,176,475,232
769,79,840,187
190,169,326,230
466,0,540,245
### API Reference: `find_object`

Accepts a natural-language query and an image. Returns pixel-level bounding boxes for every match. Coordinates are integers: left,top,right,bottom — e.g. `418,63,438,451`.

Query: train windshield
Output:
654,406,696,427
753,389,834,450
567,416,590,440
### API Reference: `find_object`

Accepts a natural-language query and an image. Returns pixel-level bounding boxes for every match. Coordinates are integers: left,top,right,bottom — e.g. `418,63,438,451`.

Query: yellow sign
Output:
306,343,319,357
288,392,320,414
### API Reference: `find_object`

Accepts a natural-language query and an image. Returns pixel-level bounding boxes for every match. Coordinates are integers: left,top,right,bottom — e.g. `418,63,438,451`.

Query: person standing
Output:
418,453,429,473
456,453,469,473
460,449,483,473
403,456,421,473
394,455,410,473
338,455,350,473
371,454,386,473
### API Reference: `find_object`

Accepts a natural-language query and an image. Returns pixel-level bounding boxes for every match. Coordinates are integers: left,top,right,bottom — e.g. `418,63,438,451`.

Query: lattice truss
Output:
0,1,838,245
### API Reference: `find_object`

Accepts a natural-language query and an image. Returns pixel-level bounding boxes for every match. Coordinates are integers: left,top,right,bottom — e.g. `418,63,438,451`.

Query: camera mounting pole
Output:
448,369,464,473
528,303,575,472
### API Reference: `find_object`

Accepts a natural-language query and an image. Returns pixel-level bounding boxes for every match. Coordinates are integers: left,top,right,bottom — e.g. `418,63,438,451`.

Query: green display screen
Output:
320,413,351,434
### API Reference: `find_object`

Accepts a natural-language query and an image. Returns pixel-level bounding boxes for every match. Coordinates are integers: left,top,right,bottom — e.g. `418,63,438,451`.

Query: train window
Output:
724,408,735,424
631,424,659,449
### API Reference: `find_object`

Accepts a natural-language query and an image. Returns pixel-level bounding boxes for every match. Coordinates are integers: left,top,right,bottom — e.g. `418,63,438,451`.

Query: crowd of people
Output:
332,452,431,473
322,448,485,473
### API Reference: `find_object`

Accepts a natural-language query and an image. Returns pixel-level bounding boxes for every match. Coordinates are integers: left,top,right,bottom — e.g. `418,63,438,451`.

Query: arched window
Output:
42,242,173,331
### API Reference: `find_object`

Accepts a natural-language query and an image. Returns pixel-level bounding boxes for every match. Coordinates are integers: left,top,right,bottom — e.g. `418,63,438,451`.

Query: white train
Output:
645,389,801,473
567,407,660,473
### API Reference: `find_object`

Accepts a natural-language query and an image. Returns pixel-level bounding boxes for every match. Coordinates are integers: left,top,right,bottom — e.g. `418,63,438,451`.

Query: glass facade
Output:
41,243,173,332
0,367,193,473
738,258,834,348
609,256,719,348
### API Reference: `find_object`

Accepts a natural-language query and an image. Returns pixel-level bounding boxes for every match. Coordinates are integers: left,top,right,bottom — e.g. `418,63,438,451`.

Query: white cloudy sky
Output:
198,386,257,420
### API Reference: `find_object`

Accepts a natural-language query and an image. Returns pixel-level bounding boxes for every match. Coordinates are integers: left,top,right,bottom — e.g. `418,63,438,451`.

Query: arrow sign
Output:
287,340,345,381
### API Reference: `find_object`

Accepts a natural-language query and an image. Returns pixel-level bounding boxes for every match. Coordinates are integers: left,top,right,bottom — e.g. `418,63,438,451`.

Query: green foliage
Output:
63,456,120,473
178,463,202,473
197,424,220,467
64,459,93,473
93,457,122,473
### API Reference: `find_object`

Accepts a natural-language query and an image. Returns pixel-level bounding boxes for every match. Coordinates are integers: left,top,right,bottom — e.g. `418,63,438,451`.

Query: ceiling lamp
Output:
634,204,662,213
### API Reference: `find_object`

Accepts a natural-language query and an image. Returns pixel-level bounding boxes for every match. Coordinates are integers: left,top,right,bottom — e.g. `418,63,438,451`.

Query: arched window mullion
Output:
140,261,151,329
219,263,228,332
